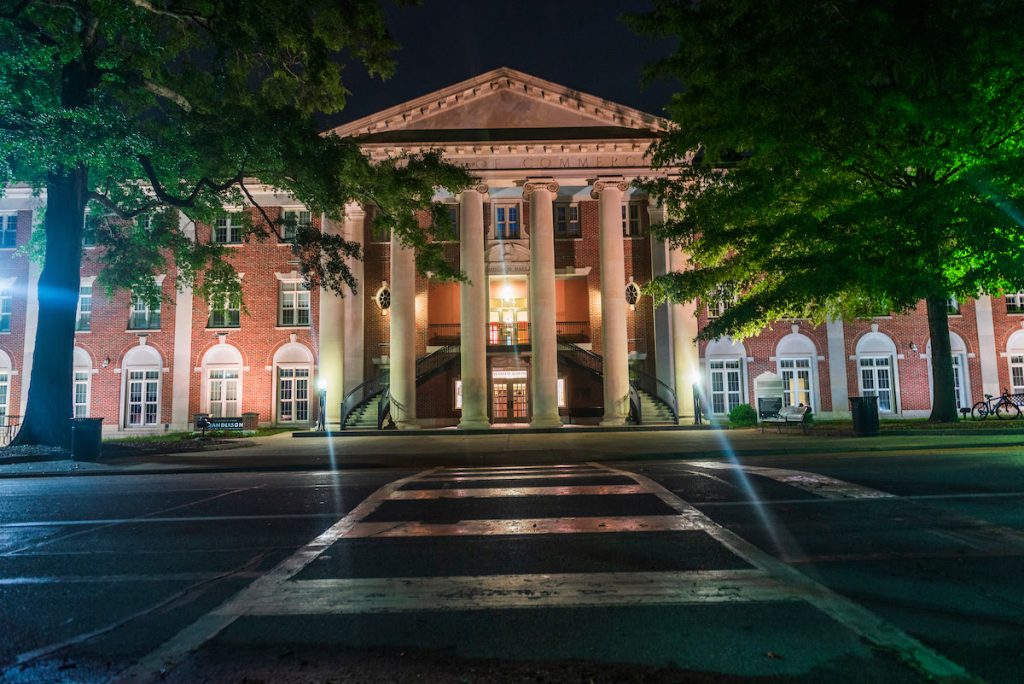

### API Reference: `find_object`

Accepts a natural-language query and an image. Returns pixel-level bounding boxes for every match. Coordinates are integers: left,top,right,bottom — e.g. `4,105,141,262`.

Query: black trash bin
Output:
849,396,880,436
71,417,103,461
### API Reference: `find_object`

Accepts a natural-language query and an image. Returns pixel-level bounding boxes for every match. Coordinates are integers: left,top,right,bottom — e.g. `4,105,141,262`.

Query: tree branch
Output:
238,181,285,241
129,0,213,31
86,192,159,220
143,79,192,112
137,155,242,208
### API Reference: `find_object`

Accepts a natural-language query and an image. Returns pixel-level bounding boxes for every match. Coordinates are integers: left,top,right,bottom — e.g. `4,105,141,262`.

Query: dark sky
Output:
332,0,678,126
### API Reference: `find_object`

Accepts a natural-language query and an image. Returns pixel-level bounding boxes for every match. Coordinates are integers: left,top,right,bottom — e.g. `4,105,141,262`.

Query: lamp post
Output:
316,378,328,432
690,370,703,426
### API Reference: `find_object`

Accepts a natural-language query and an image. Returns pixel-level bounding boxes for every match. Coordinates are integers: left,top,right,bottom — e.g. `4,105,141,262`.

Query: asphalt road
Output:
1,446,1023,683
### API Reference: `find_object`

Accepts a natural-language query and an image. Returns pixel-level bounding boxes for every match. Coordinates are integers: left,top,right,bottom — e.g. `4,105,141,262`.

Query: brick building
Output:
1,68,1020,434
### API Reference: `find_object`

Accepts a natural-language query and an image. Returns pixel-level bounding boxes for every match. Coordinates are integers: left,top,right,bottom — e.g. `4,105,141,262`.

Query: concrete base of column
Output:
530,415,563,429
457,417,490,429
395,419,421,430
600,416,628,427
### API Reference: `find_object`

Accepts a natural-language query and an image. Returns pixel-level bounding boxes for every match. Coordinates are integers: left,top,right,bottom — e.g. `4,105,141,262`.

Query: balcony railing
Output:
427,320,590,347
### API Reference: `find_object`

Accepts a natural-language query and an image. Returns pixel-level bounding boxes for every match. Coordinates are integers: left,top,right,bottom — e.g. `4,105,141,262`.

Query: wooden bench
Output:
760,405,811,434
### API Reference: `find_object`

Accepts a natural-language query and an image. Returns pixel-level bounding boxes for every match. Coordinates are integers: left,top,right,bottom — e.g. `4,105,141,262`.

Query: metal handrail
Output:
339,374,387,430
628,384,642,425
378,386,393,430
557,339,603,377
415,343,460,383
631,368,678,421
0,414,21,447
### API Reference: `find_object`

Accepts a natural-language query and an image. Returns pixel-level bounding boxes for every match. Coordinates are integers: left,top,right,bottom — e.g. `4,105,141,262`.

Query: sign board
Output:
200,417,244,431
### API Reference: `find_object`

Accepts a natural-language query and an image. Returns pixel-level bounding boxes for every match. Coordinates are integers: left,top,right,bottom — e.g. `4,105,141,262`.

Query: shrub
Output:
728,403,758,428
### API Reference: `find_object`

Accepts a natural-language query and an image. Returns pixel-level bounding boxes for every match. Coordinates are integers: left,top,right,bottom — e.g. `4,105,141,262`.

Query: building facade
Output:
1,68,1021,434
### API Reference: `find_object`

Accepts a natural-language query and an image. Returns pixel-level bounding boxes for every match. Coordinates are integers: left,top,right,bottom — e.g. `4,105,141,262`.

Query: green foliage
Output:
727,403,758,428
0,0,474,303
629,1,1024,341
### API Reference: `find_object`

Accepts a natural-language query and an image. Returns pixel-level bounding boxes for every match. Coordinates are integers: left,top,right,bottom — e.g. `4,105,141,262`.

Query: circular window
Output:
374,282,391,314
625,279,641,309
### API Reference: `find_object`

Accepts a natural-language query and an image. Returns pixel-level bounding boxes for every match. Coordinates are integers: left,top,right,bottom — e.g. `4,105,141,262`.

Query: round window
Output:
625,279,641,308
374,283,391,314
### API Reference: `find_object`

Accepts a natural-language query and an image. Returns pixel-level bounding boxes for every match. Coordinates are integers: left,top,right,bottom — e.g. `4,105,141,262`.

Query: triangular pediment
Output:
330,67,668,143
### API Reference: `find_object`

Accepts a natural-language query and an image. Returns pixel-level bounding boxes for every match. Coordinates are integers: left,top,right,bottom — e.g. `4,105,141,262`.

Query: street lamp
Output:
316,378,328,431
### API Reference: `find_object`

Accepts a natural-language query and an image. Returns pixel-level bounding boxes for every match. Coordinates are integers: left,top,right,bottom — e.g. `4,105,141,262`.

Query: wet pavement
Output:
0,446,1022,682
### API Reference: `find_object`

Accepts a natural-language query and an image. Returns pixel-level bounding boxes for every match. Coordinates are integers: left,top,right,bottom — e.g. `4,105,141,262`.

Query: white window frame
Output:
0,371,9,419
208,295,241,329
947,297,961,315
0,285,12,332
858,355,895,413
494,203,521,240
555,203,580,238
706,285,735,319
557,377,567,408
779,357,814,409
454,379,463,410
1009,355,1024,396
129,296,161,330
278,280,310,327
1007,292,1024,314
621,202,642,237
281,209,311,242
276,364,311,424
0,213,16,249
708,358,744,416
76,285,93,331
207,367,241,417
213,213,244,244
74,369,91,418
125,368,160,427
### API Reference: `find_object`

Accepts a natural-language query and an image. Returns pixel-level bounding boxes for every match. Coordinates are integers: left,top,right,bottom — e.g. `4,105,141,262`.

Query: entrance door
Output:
491,369,529,422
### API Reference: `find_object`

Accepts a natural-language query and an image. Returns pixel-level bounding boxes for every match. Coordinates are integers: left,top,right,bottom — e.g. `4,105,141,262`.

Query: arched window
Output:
202,343,243,418
122,344,162,427
73,347,92,418
855,332,898,413
273,342,313,424
1006,330,1024,395
775,332,818,410
705,337,747,416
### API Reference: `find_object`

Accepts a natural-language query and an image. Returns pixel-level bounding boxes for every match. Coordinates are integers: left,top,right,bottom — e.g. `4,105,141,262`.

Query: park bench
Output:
760,405,812,434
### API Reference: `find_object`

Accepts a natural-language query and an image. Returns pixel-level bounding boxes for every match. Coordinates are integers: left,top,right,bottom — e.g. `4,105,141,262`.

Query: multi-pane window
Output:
82,214,97,247
281,209,310,242
951,355,967,409
0,287,12,332
1010,355,1024,395
1007,292,1024,313
709,359,743,415
779,358,812,408
126,369,159,426
278,367,310,423
621,202,641,237
208,296,241,328
0,214,16,248
555,204,580,238
208,368,240,417
443,205,460,241
279,281,310,327
76,286,92,331
129,297,161,330
859,356,894,412
74,370,90,417
706,285,735,319
495,204,520,240
213,214,244,244
0,372,8,419
947,297,961,315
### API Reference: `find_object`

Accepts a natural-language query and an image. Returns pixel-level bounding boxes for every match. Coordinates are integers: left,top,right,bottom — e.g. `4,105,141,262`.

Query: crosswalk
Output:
119,462,976,684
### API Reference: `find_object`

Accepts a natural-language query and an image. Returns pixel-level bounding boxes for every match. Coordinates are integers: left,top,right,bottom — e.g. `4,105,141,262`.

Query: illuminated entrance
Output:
489,276,529,346
491,368,529,422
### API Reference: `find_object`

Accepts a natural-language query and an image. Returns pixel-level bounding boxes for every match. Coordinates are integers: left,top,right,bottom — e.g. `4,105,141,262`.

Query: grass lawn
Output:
104,426,294,444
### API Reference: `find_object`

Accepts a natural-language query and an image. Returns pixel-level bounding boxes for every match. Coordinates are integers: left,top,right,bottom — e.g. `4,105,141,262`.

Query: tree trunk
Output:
926,294,959,423
11,170,88,447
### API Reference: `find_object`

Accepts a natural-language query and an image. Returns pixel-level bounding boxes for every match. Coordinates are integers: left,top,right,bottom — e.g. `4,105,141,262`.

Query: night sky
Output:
332,0,678,126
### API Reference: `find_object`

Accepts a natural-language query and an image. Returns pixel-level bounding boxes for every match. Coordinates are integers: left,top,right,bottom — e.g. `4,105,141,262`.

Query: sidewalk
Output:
1,427,1022,478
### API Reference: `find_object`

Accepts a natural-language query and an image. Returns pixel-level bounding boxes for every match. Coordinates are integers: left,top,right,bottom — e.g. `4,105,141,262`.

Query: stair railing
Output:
556,340,603,377
631,368,678,422
378,386,394,430
340,373,388,430
628,383,642,425
416,343,460,383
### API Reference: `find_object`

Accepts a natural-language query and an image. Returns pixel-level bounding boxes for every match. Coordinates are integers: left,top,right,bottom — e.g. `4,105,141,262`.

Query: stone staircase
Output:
343,394,385,430
635,388,677,425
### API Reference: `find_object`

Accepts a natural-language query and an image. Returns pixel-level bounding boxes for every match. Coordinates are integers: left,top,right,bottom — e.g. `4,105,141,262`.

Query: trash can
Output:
849,396,880,437
71,417,103,461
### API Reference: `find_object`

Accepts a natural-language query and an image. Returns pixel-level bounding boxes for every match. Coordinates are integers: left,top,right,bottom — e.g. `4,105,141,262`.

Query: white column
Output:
668,247,699,422
593,178,631,426
525,179,561,428
389,231,418,429
459,186,489,428
974,295,1000,396
317,215,347,429
826,317,850,416
342,205,365,398
170,212,195,430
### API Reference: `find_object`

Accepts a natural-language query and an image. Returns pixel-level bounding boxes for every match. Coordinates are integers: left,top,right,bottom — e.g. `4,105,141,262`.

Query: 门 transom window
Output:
279,280,310,327
494,204,520,240
555,204,580,238
281,209,310,242
0,214,16,249
213,214,244,244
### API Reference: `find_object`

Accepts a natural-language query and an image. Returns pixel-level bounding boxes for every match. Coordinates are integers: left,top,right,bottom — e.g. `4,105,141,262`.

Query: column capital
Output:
521,178,559,198
464,183,490,197
590,176,631,199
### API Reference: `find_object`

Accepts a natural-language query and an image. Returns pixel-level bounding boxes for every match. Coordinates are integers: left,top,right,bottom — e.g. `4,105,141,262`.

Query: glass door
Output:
491,368,529,423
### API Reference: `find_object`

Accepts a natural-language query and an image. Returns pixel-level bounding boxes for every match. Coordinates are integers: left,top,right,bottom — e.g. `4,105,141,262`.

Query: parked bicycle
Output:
971,389,1022,420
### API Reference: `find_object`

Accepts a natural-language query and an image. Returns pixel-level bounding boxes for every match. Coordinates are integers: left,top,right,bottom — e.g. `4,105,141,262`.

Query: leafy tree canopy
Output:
0,0,473,308
629,0,1024,341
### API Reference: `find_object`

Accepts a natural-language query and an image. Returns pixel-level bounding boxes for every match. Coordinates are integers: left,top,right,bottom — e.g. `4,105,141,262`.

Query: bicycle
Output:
971,389,1022,420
